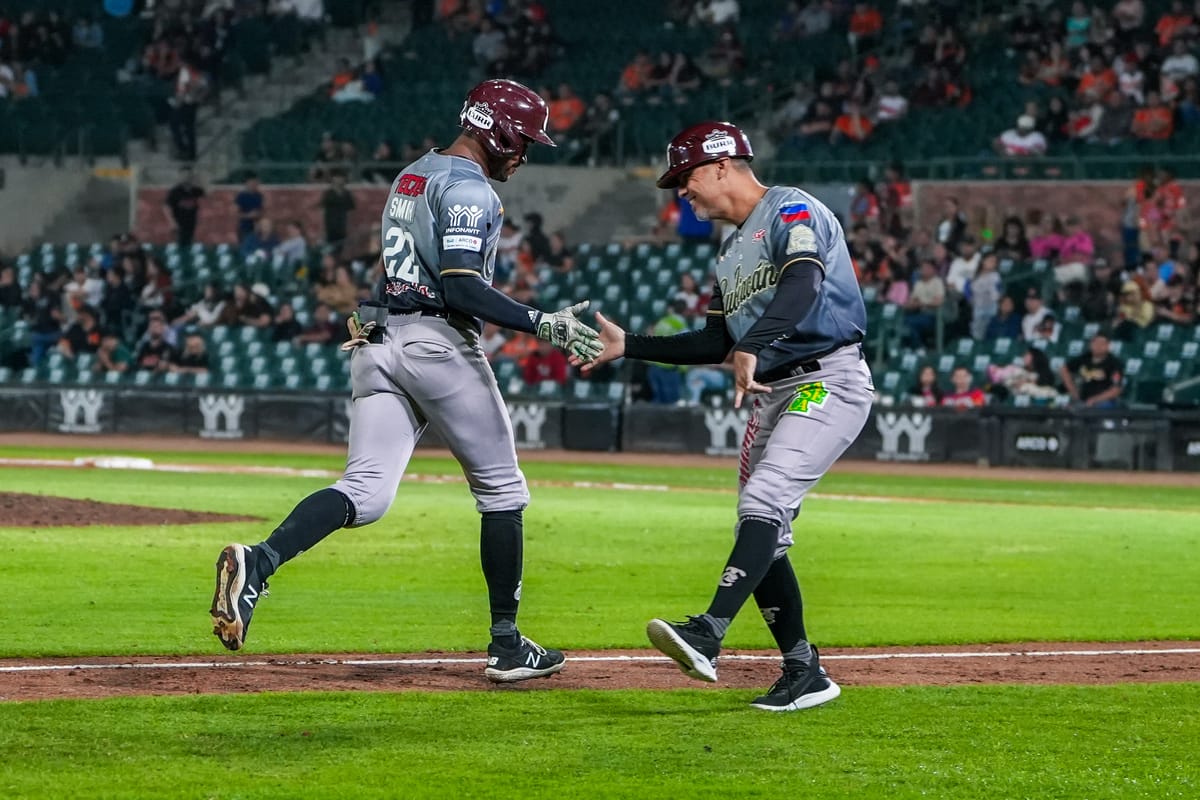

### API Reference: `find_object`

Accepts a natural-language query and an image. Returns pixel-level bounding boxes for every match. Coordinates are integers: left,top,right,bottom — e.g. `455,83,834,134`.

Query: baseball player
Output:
580,121,872,711
210,79,603,683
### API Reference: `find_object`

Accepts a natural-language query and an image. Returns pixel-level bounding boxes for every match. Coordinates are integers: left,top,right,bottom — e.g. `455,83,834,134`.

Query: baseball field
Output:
0,435,1197,799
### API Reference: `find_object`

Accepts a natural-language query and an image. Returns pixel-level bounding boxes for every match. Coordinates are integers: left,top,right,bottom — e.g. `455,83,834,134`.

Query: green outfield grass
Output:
1,685,1197,799
4,442,1200,509
2,446,1197,799
0,453,1197,656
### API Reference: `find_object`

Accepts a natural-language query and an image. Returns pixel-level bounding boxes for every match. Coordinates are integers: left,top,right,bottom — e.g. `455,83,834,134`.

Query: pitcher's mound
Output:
0,492,258,528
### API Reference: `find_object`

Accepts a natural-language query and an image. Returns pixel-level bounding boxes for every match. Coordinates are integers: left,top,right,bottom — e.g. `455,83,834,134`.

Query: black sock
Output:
753,554,812,665
704,515,780,622
481,509,523,632
259,488,353,576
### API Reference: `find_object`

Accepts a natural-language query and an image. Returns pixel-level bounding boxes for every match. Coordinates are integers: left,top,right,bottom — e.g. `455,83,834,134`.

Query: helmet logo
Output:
701,130,737,155
465,101,495,130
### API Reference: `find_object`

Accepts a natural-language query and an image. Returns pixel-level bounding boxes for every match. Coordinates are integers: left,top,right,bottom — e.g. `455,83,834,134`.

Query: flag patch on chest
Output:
779,203,810,223
786,225,816,254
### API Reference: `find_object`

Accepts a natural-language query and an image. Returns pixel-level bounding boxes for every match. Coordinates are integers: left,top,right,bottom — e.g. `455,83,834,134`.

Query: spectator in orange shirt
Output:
328,58,354,96
548,83,586,135
1077,56,1116,101
497,332,539,366
831,100,873,143
618,50,653,99
1132,90,1174,138
1154,1,1194,47
848,3,883,54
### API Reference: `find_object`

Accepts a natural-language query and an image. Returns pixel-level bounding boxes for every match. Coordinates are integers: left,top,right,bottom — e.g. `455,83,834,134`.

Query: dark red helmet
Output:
459,79,556,158
656,121,754,189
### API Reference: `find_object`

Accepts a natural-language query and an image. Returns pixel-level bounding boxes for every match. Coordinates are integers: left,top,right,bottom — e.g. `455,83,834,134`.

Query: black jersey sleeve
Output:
624,285,733,365
442,273,540,333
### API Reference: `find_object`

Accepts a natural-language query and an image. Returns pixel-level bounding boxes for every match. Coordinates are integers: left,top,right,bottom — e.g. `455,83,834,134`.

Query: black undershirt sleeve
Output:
624,290,734,365
442,273,540,333
733,260,823,355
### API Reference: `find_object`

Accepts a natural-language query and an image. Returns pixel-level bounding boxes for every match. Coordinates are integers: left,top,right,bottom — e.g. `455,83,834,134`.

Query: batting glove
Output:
340,311,377,352
536,300,604,363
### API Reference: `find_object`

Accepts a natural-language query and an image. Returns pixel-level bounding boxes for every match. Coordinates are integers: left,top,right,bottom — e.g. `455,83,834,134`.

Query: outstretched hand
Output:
569,311,626,373
732,350,772,408
536,300,604,363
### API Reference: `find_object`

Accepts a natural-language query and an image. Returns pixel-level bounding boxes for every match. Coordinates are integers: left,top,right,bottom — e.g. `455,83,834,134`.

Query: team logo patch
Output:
786,225,816,255
702,130,737,155
786,381,829,414
752,228,766,241
779,202,810,223
463,101,495,130
447,204,484,228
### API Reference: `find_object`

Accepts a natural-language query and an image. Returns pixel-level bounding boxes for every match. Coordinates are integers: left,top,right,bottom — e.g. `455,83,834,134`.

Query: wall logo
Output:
507,403,547,449
58,389,104,433
1015,434,1061,453
705,407,750,455
875,412,932,461
199,394,246,439
1187,441,1200,457
447,204,484,228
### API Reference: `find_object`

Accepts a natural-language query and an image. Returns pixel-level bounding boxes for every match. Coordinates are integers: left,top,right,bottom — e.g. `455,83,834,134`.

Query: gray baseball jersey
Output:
375,150,505,315
713,186,866,375
721,188,873,556
329,150,528,526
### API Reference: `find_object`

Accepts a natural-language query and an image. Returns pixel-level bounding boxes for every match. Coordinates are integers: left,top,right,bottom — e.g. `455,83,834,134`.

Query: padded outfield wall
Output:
2,386,1197,472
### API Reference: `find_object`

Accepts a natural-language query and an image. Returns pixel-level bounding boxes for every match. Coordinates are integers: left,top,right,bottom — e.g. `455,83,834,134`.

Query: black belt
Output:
758,342,863,383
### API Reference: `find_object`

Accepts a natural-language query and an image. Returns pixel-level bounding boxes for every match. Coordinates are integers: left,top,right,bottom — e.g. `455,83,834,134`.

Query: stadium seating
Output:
3,235,1199,409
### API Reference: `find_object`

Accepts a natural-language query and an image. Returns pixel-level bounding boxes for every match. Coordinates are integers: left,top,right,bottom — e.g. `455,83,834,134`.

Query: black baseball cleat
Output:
210,544,269,651
646,616,720,682
750,648,841,712
484,635,566,683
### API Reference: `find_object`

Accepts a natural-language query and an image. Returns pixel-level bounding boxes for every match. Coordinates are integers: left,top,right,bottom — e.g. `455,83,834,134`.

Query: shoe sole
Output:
646,619,718,683
484,660,566,683
750,678,842,712
210,545,247,651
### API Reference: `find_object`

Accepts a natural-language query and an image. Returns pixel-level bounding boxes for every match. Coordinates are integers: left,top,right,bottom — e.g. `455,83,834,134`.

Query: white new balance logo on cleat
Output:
525,652,541,668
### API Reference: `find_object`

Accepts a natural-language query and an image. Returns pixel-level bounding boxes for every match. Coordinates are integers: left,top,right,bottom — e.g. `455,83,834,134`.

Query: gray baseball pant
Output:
738,344,874,557
330,313,530,526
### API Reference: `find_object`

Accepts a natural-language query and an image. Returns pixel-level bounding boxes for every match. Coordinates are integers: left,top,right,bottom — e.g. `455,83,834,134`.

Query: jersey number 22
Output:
383,224,418,283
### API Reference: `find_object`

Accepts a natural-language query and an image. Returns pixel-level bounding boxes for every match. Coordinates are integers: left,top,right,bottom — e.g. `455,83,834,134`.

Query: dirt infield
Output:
2,643,1198,702
0,491,258,527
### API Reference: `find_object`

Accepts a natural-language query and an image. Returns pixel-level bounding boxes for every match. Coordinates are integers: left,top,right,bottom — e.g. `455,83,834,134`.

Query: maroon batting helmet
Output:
656,121,754,189
459,79,556,159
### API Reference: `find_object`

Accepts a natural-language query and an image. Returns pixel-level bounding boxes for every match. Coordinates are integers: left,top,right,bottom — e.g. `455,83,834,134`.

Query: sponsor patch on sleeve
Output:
442,234,483,251
786,225,817,255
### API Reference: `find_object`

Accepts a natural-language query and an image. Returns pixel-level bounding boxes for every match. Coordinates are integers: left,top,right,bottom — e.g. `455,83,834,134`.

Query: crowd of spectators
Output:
0,7,93,101
767,2,971,149
997,0,1200,155
447,0,563,78
0,218,412,380
844,164,1196,409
